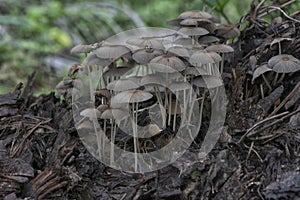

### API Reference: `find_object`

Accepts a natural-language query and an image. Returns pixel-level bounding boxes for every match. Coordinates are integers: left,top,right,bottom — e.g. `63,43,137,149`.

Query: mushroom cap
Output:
95,89,112,99
85,53,112,67
70,42,102,54
127,38,164,49
178,10,220,23
192,75,223,88
268,54,300,73
167,46,190,59
140,74,167,86
215,24,240,39
168,81,190,91
173,37,195,46
80,108,102,119
205,44,234,53
252,64,273,83
183,66,210,76
189,51,222,66
178,27,209,36
132,48,164,64
148,55,186,73
103,66,132,77
95,45,131,60
106,79,140,92
198,35,220,45
68,64,83,77
97,104,109,112
111,90,153,105
100,108,128,120
180,18,216,33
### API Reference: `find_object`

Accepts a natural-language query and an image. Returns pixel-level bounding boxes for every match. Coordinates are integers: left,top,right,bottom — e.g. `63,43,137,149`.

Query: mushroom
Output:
167,46,190,60
103,66,132,83
106,78,140,92
198,35,220,45
178,27,209,44
252,64,273,98
270,38,293,55
206,44,234,74
180,18,216,33
148,55,186,73
101,107,128,166
80,108,103,158
173,37,194,46
111,90,153,171
189,50,222,76
127,38,164,50
178,10,220,23
95,44,131,60
215,24,240,40
168,81,190,130
268,54,300,86
70,41,102,55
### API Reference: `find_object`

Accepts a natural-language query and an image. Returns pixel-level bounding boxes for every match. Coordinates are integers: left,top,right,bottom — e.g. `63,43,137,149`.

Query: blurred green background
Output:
0,0,299,94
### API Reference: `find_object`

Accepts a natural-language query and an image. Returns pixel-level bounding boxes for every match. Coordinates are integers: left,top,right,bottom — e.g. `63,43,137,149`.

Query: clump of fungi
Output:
56,9,238,172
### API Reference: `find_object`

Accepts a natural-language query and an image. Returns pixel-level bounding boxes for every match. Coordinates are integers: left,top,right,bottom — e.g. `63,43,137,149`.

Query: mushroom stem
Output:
173,91,179,131
278,42,282,55
260,84,265,98
220,54,225,74
262,74,272,92
278,73,285,84
87,66,95,102
168,92,172,126
132,102,139,172
273,72,279,86
110,120,116,166
154,86,166,128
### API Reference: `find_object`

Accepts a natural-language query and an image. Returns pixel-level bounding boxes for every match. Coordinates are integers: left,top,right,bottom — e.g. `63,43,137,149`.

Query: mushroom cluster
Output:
60,10,238,171
245,15,300,100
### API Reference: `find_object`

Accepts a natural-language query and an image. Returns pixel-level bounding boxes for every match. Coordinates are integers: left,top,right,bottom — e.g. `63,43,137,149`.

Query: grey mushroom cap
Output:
178,10,220,23
100,108,128,121
103,66,132,78
173,37,195,46
80,108,102,119
167,46,190,59
140,74,167,86
192,75,223,88
180,18,217,33
178,27,209,36
132,48,164,64
205,44,234,53
252,64,273,83
95,45,131,60
84,53,112,67
127,38,165,50
268,54,300,73
198,35,220,45
111,90,153,105
215,24,240,39
148,55,186,73
183,66,210,76
106,79,140,92
70,42,102,54
189,51,222,66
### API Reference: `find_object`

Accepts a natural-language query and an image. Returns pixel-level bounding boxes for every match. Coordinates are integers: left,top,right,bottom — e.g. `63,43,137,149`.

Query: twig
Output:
258,0,297,18
270,82,300,116
238,111,289,143
266,5,300,24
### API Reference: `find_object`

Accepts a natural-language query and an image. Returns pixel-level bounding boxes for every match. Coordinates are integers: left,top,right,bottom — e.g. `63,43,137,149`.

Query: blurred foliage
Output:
0,0,299,94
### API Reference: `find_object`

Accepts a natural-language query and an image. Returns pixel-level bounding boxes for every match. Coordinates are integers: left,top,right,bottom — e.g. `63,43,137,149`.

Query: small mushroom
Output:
270,38,293,55
127,38,164,50
95,45,131,60
189,50,222,75
167,46,190,59
178,27,209,37
268,54,300,85
215,24,240,40
252,64,273,98
70,41,102,54
132,48,164,65
148,55,186,73
198,35,220,45
111,90,153,171
106,78,140,92
206,44,234,73
178,10,220,23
